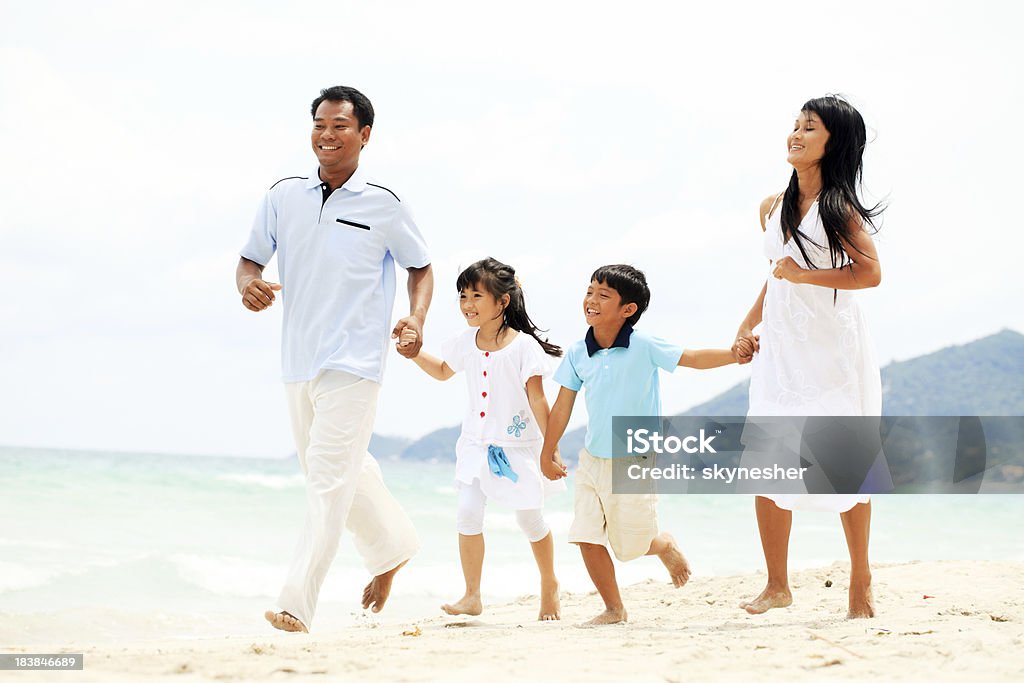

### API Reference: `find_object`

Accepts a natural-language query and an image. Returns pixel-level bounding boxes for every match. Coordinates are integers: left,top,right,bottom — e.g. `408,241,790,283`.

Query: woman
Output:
734,95,884,619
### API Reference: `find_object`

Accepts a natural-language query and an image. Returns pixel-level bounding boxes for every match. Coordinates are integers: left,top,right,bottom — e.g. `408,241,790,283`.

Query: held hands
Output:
241,278,282,312
541,450,568,481
398,328,418,348
392,317,423,358
771,256,806,284
732,327,760,365
732,337,755,364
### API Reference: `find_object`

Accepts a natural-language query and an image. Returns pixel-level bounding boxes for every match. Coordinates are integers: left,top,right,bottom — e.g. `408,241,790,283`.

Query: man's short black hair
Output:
591,264,651,326
310,86,374,128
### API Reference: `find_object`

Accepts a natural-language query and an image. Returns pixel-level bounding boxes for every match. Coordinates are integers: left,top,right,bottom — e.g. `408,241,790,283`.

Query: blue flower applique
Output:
506,411,530,438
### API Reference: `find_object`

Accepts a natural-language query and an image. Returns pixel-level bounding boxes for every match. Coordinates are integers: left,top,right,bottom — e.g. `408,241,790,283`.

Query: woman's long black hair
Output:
456,257,562,357
781,95,884,290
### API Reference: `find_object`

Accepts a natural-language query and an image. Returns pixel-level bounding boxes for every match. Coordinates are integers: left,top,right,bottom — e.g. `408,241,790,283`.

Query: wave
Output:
0,554,155,594
0,561,64,592
214,473,305,490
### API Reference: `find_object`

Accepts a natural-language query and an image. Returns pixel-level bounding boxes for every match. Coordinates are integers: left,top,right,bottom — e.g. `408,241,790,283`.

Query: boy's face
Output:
583,279,636,329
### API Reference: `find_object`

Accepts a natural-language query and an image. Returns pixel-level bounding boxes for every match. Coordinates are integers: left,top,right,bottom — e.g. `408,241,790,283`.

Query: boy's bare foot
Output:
847,579,875,619
362,560,407,613
656,533,691,588
539,579,561,621
264,610,307,633
739,585,793,614
578,607,627,627
441,592,483,616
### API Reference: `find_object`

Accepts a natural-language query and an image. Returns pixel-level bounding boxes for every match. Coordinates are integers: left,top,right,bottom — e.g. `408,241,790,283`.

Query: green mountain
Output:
368,433,412,458
392,329,1024,462
880,329,1024,415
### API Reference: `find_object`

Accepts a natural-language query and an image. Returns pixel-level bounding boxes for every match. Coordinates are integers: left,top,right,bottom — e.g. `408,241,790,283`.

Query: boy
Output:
540,264,745,626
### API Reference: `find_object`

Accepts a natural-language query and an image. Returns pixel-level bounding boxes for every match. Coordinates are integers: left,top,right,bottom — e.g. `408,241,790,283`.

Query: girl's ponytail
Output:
505,284,562,357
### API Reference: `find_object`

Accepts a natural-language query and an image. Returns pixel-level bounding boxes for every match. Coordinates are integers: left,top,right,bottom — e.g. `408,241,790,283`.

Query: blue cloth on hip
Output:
487,445,519,483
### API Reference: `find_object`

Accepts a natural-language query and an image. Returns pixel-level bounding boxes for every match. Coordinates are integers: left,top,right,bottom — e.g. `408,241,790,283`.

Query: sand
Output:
3,560,1022,682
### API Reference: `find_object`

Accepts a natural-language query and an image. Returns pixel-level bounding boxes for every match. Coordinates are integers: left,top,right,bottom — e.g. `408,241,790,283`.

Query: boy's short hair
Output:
591,264,650,326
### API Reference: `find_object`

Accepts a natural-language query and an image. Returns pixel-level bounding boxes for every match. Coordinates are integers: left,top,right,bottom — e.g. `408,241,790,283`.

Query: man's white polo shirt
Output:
240,165,430,384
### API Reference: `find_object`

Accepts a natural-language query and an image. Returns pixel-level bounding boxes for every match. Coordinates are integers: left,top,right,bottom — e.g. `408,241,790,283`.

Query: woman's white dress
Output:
747,199,881,512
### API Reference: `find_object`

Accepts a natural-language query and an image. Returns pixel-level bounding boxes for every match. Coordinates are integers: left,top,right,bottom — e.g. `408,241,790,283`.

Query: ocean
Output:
2,446,1022,643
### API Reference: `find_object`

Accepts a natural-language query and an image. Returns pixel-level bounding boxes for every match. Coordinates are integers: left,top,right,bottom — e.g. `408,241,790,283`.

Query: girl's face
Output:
787,110,830,170
459,283,507,328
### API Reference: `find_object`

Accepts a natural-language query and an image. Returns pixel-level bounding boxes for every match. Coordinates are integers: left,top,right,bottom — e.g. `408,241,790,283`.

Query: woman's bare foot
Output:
847,578,875,619
264,610,307,633
362,560,407,613
738,585,793,614
441,592,483,616
538,579,560,621
578,607,627,627
656,533,691,588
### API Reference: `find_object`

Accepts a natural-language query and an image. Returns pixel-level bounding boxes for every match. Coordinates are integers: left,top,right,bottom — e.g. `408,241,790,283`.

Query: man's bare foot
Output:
362,560,407,613
539,579,560,621
739,585,793,614
441,592,483,616
656,533,691,588
578,607,627,627
264,610,307,633
848,579,875,619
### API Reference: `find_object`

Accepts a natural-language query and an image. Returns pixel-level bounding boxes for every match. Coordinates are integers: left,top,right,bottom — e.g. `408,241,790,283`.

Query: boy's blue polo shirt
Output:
554,324,683,458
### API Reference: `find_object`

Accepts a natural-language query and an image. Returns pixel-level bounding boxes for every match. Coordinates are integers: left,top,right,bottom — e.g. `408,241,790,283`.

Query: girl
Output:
733,95,884,619
399,257,565,620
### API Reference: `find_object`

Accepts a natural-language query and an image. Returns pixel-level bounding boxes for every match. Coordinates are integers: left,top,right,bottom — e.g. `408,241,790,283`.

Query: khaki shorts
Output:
568,448,658,561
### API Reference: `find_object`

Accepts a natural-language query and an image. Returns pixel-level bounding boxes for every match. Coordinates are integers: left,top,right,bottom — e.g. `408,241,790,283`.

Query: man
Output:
236,85,432,633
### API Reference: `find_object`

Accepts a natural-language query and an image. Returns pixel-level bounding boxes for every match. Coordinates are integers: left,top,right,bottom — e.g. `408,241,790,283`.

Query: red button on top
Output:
480,411,486,418
484,352,489,357
483,371,487,377
482,392,487,397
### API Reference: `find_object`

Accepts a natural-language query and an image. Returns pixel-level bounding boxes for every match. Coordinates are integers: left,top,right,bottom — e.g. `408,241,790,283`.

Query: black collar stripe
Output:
366,182,401,202
269,176,307,190
585,323,634,357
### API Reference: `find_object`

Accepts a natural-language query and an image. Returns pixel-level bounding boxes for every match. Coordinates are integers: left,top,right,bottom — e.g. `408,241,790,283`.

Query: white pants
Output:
277,370,420,629
456,479,550,543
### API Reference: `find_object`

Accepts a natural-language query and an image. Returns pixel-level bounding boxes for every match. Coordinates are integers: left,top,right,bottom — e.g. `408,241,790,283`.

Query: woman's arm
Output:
734,281,766,360
772,219,882,289
733,194,778,359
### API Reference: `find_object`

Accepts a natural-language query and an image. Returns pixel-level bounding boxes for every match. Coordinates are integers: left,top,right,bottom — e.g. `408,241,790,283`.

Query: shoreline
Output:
4,560,1022,682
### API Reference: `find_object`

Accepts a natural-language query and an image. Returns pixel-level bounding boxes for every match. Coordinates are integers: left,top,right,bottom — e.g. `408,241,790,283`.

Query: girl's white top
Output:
441,329,553,446
747,200,881,513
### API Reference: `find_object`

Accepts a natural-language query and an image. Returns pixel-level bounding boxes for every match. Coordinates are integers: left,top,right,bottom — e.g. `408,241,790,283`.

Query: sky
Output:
1,0,1022,458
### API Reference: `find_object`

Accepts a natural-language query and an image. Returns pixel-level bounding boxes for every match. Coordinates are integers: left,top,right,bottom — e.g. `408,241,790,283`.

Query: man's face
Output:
311,100,371,170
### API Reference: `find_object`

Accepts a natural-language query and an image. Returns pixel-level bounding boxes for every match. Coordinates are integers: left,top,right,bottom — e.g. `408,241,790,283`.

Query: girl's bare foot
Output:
362,560,407,613
738,585,793,614
578,607,627,627
441,592,483,616
538,579,560,621
264,610,307,633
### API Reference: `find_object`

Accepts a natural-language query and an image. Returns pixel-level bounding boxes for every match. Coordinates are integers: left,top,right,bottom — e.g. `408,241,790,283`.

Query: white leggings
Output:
456,479,550,543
